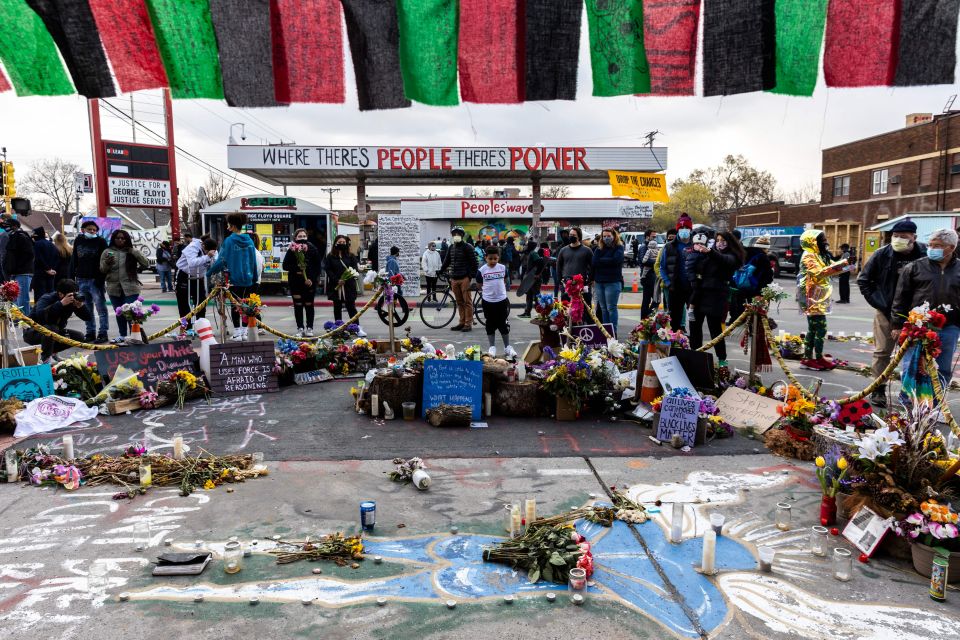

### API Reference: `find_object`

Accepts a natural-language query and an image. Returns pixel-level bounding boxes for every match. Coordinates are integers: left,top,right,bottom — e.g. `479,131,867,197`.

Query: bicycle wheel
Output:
473,292,486,327
377,295,410,326
419,289,457,329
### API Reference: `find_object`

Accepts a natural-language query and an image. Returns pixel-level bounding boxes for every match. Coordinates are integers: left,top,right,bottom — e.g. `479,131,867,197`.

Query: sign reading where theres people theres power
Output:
422,359,483,420
561,324,616,350
208,342,278,397
656,395,699,447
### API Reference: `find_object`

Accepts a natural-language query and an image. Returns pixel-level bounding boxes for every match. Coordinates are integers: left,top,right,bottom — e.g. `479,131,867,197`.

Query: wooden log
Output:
426,404,472,427
369,371,422,417
493,381,539,417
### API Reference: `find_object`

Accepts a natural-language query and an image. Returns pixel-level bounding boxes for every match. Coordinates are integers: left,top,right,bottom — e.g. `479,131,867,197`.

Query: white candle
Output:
855,331,862,338
670,503,683,543
524,499,537,525
510,505,522,538
173,437,184,460
62,435,74,460
866,331,874,339
516,361,527,382
701,530,716,574
371,394,379,418
777,329,786,338
484,392,492,417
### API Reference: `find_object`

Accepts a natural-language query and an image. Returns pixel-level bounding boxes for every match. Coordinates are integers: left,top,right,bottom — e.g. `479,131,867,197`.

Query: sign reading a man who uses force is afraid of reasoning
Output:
208,342,278,396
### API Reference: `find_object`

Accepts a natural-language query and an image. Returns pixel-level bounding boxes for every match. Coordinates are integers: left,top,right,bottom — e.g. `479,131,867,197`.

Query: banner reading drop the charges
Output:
608,171,669,203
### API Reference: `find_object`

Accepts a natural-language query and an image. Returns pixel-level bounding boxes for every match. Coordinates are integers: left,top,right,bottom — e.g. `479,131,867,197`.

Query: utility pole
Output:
320,187,340,212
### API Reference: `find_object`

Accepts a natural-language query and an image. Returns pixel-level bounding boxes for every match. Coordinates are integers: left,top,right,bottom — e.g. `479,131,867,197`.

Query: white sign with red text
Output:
401,198,652,220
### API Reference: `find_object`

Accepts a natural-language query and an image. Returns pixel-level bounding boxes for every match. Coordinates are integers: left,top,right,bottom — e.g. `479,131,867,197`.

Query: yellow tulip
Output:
815,456,825,468
837,457,848,471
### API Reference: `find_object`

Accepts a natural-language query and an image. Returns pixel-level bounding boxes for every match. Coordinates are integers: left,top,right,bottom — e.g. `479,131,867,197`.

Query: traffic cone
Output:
632,270,639,293
640,342,662,404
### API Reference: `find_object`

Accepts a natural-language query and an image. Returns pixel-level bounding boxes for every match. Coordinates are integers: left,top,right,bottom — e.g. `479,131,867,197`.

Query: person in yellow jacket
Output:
797,229,849,370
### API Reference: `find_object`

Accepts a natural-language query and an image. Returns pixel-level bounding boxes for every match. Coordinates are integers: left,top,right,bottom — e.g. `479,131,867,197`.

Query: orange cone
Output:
632,270,639,293
640,342,662,404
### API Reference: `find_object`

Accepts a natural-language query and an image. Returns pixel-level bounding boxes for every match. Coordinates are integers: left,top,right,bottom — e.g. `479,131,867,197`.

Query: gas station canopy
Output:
227,145,668,186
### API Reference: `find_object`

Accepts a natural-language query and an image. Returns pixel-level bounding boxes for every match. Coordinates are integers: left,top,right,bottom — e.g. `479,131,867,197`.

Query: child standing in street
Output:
478,246,517,359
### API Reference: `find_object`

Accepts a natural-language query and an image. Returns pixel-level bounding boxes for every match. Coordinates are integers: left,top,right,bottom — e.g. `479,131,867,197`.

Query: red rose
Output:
930,312,947,328
926,330,938,341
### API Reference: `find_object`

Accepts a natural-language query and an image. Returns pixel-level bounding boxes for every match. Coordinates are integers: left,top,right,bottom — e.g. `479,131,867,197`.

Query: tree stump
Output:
426,404,472,427
369,371,423,418
493,381,539,417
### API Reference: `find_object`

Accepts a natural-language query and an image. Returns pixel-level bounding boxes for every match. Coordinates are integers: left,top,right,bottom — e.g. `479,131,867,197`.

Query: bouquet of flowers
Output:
776,385,818,440
237,293,262,320
815,448,849,498
115,297,160,325
275,339,321,374
895,500,960,551
0,280,19,304
169,370,199,409
482,517,600,584
322,320,361,344
338,267,360,291
288,241,309,274
52,354,102,401
532,294,570,330
537,346,598,410
138,390,159,409
775,333,805,360
899,302,948,359
459,345,483,361
629,310,671,344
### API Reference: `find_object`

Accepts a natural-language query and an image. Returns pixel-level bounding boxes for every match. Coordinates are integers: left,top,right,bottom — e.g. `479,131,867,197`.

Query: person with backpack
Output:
797,230,849,370
206,212,259,341
516,240,544,318
640,239,660,318
658,215,694,331
688,229,743,367
729,235,775,324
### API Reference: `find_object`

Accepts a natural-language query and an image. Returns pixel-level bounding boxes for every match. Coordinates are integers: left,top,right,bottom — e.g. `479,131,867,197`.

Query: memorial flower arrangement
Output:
138,390,159,409
533,294,569,330
629,310,671,343
775,333,805,359
776,385,818,439
563,274,587,323
0,280,19,304
322,320,361,345
459,345,483,361
276,339,320,374
894,500,960,551
288,241,309,273
898,302,948,359
537,346,598,409
51,354,102,401
114,297,160,325
815,448,850,498
169,370,199,409
236,293,262,321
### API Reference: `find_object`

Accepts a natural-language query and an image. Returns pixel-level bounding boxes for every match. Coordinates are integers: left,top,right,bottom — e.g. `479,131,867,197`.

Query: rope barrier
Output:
144,287,220,341
696,309,751,353
762,316,817,400
577,291,613,341
835,340,911,405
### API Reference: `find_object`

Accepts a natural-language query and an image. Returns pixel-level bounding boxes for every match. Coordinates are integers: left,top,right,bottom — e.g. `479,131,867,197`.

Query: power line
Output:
188,100,275,143
239,108,293,143
98,101,278,195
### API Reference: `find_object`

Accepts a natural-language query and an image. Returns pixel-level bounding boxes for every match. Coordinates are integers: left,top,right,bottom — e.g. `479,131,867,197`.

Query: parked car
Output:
767,234,803,277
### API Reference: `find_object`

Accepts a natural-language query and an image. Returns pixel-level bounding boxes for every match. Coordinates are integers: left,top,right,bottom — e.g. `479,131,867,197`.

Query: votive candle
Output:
670,503,684,543
524,499,537,525
62,435,74,460
172,436,184,460
371,394,379,418
701,530,716,574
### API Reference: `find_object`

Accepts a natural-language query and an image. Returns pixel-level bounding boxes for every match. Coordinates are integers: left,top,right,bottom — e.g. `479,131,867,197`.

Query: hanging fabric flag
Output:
0,0,74,95
584,0,651,96
209,0,276,107
770,0,827,96
702,0,776,96
271,0,344,104
143,0,224,99
525,0,582,101
341,0,410,111
458,0,523,103
396,0,459,106
25,0,116,97
0,68,11,93
87,0,168,93
895,0,959,87
823,0,900,87
642,0,700,96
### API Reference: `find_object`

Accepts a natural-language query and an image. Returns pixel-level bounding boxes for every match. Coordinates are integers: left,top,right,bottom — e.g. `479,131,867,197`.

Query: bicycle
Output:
419,275,487,329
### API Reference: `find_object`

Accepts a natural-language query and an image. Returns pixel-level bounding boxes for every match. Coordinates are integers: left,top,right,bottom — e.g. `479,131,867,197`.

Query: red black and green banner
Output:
0,0,957,107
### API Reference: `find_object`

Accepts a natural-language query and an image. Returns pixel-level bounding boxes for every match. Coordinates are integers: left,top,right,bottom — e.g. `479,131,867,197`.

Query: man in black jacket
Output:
70,219,110,343
440,226,478,332
3,218,35,313
24,278,91,363
31,226,58,301
857,220,926,407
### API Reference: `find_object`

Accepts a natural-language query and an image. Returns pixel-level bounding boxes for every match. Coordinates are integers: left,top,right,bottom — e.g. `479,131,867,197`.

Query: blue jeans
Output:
158,269,173,291
13,274,32,314
594,281,621,336
77,278,109,338
935,324,960,389
109,293,140,337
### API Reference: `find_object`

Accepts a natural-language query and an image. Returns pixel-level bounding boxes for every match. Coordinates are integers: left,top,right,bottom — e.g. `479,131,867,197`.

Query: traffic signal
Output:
1,161,15,198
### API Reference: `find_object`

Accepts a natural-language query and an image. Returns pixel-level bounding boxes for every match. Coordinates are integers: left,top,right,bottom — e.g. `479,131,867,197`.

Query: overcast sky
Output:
1,22,958,213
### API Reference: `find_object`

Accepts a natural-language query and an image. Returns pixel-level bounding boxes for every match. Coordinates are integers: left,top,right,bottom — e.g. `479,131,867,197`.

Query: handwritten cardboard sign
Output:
656,395,699,447
561,323,616,350
95,340,201,388
651,356,700,399
715,387,783,433
0,364,54,401
208,342,278,397
422,359,483,420
377,214,421,297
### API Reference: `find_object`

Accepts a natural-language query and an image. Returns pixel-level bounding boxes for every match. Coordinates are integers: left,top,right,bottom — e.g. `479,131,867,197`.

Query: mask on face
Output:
603,236,614,247
452,236,462,243
569,236,579,245
336,242,347,248
928,247,946,261
296,237,307,243
678,229,691,241
891,237,912,252
84,232,98,239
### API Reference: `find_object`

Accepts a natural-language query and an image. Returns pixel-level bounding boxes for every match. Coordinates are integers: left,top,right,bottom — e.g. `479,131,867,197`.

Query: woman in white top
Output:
421,241,442,302
250,233,266,334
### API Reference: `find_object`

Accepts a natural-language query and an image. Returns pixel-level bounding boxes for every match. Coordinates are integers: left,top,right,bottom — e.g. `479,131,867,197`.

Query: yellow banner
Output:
608,171,669,203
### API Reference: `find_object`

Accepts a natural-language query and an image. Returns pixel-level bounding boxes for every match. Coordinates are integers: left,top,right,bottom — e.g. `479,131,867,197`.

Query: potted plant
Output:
536,346,596,421
531,294,569,350
814,447,849,526
895,500,960,583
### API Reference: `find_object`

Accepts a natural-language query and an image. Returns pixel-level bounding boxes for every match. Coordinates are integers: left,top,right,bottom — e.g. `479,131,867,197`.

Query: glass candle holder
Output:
138,464,152,488
224,541,243,574
670,503,684,543
133,521,150,551
252,452,264,465
402,402,416,420
710,513,725,536
833,548,852,581
775,503,791,531
810,526,829,557
758,546,775,573
4,448,18,481
568,567,587,603
87,559,109,591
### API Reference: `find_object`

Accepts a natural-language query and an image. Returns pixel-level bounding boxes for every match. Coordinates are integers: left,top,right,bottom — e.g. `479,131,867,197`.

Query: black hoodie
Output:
70,233,108,281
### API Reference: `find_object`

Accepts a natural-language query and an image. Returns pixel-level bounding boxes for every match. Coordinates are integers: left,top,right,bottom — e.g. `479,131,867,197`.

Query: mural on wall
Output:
461,220,529,243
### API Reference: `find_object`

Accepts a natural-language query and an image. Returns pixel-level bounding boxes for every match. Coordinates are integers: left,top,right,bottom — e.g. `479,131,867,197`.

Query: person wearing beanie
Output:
857,219,925,407
797,230,849,370
657,214,695,330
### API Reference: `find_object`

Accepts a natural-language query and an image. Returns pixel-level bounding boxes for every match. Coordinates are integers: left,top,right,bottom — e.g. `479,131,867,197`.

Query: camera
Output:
73,293,86,304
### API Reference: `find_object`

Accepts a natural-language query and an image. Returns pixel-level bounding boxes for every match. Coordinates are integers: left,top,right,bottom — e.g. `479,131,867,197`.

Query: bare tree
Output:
784,180,821,205
204,171,239,205
670,155,779,228
541,185,571,198
20,158,80,214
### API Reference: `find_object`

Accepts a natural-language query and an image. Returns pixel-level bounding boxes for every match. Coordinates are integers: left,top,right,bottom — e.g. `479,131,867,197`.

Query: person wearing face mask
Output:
592,228,625,335
283,229,322,336
858,220,925,407
689,229,743,366
658,214,695,331
421,241,442,302
100,229,150,342
322,234,360,329
797,229,849,370
70,219,110,343
206,212,259,342
729,234,774,325
891,228,960,410
439,226,478,332
556,226,594,306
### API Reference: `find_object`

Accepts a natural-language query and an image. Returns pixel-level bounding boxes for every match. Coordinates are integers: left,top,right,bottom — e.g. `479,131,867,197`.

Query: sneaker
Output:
257,327,266,336
488,346,497,357
231,329,245,342
306,328,314,337
295,329,304,339
800,358,823,371
450,325,464,332
111,336,126,344
356,326,367,337
816,357,838,370
505,345,518,359
84,333,95,343
517,313,531,319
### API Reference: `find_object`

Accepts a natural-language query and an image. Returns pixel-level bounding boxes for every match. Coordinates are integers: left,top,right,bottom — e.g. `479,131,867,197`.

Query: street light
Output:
229,123,246,145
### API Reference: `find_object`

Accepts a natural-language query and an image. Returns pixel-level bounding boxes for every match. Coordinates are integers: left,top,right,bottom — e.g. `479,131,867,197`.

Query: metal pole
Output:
531,178,542,241
162,89,180,241
88,99,108,218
